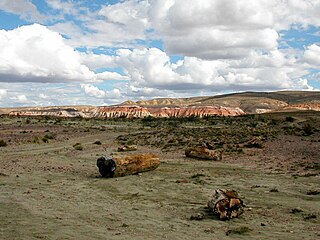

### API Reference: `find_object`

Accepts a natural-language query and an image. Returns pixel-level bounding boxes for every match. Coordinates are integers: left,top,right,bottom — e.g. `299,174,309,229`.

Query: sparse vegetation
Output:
226,226,252,235
285,116,295,122
0,109,319,240
0,139,7,147
302,122,313,135
73,142,83,150
33,136,40,144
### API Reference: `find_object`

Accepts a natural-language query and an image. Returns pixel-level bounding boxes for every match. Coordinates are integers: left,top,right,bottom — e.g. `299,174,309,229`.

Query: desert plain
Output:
0,110,319,240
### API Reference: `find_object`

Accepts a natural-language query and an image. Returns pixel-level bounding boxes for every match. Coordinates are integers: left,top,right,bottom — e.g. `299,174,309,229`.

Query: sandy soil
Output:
0,114,319,240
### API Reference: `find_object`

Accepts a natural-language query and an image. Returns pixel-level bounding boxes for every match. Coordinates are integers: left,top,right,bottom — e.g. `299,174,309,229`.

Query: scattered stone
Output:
261,223,266,226
185,147,222,161
97,154,160,178
207,189,244,220
118,145,138,152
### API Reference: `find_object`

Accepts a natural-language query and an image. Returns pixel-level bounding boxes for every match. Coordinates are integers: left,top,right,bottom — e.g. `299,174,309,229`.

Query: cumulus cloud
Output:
115,47,309,92
0,24,94,82
147,0,320,60
148,0,278,59
0,24,127,83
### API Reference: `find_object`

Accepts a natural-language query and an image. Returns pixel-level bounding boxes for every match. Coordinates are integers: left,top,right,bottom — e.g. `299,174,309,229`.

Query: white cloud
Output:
272,0,320,30
147,0,320,60
148,0,279,59
81,84,106,98
46,0,78,15
39,93,48,99
96,72,129,81
0,24,127,83
0,0,45,22
16,94,28,103
116,47,307,92
79,52,118,70
0,89,7,100
304,44,320,66
81,84,122,100
99,0,149,32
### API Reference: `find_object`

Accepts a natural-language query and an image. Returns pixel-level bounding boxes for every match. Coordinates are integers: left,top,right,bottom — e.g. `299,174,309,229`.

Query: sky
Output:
0,0,319,107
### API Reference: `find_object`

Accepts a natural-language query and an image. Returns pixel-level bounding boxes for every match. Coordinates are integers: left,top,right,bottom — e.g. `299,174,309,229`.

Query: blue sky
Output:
0,0,319,107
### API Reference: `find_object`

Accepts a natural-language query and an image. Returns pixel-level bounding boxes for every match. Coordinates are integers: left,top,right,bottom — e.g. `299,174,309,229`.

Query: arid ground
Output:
0,112,319,239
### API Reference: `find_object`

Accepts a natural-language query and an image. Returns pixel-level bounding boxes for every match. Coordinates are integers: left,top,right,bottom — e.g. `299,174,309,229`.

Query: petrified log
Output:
118,145,138,152
185,147,222,160
97,154,160,178
207,189,244,220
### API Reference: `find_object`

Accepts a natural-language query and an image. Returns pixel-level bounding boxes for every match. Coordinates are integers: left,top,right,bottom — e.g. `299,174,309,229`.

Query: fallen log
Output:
118,145,138,152
97,154,160,178
185,147,222,160
207,189,244,220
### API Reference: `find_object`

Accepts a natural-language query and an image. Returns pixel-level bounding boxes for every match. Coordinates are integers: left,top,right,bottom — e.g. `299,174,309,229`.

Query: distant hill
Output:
120,91,320,113
1,91,319,117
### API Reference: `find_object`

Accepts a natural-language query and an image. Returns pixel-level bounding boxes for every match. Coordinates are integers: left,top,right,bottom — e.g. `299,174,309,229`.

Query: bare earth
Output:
0,113,319,240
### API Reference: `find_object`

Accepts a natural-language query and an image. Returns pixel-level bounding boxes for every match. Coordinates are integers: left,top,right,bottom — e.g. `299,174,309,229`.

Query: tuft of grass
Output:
73,143,83,151
33,136,40,144
42,133,56,143
0,140,7,147
190,173,205,179
285,116,295,122
302,123,313,135
93,140,102,145
226,226,252,236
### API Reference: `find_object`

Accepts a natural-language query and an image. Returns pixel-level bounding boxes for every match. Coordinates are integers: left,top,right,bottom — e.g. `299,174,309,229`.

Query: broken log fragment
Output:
185,147,222,160
97,154,160,178
207,189,244,220
118,145,138,152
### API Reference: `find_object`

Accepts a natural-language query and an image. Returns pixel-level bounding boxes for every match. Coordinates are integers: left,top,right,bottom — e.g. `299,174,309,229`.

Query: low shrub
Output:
73,143,83,150
0,140,7,147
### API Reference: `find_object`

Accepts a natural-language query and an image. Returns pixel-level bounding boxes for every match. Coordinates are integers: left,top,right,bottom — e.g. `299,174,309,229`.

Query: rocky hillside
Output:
8,106,245,118
2,91,320,118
